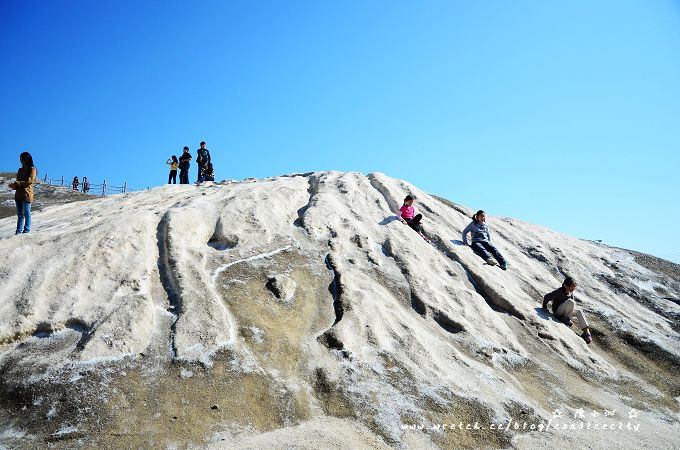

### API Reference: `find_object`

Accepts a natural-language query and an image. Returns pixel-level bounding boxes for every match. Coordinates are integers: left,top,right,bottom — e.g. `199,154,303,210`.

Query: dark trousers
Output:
179,168,189,184
471,241,506,265
197,164,206,183
405,214,423,233
168,170,177,184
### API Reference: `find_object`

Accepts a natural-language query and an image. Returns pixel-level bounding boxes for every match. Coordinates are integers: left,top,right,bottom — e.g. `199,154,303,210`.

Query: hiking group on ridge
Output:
169,141,214,185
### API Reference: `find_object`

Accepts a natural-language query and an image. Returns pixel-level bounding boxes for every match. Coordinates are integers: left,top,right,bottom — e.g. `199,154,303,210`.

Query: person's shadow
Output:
379,216,398,226
450,240,465,246
534,307,563,323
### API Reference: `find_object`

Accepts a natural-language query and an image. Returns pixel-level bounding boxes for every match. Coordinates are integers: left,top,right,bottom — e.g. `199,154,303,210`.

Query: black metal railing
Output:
41,174,137,197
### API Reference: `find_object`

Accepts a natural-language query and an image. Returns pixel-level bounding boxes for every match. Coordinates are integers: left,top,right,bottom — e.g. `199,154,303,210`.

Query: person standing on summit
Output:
179,147,192,184
196,141,211,183
166,155,178,184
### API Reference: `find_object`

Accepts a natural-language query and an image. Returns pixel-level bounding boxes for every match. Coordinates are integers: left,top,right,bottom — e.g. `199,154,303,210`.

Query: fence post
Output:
102,179,106,197
43,173,48,182
123,182,127,193
61,176,64,186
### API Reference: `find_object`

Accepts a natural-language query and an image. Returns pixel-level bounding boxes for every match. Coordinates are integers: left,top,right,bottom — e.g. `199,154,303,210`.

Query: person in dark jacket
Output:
462,210,508,270
8,152,37,235
179,147,192,184
196,141,211,183
202,162,215,182
543,276,593,344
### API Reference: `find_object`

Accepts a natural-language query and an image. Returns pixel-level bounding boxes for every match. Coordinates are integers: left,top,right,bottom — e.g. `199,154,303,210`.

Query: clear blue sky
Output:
1,1,679,262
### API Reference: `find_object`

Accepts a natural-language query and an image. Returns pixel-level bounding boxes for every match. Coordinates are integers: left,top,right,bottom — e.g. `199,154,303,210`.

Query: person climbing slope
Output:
166,155,178,184
542,276,593,344
8,151,37,235
179,147,192,184
462,210,508,270
399,195,429,240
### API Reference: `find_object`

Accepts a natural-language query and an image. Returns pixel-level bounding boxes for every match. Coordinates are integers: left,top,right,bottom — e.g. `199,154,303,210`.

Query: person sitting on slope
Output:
542,276,593,344
462,210,508,270
399,195,428,240
202,162,215,182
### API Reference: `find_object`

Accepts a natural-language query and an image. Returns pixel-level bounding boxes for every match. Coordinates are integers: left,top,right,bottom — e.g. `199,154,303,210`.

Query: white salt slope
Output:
0,171,678,449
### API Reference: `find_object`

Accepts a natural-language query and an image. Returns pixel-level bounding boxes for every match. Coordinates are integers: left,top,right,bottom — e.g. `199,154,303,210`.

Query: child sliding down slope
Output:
399,195,429,241
462,210,508,270
543,276,593,344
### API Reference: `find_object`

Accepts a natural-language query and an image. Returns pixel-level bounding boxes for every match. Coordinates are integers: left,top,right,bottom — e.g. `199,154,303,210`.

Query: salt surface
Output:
0,171,678,448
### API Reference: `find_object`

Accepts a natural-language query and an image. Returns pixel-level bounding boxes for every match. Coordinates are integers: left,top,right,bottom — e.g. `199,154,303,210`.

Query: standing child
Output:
399,195,428,240
166,155,178,184
82,176,90,193
72,176,80,191
8,152,37,235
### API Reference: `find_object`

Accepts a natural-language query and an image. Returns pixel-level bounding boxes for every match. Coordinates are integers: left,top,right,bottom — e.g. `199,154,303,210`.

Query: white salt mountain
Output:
0,172,678,449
